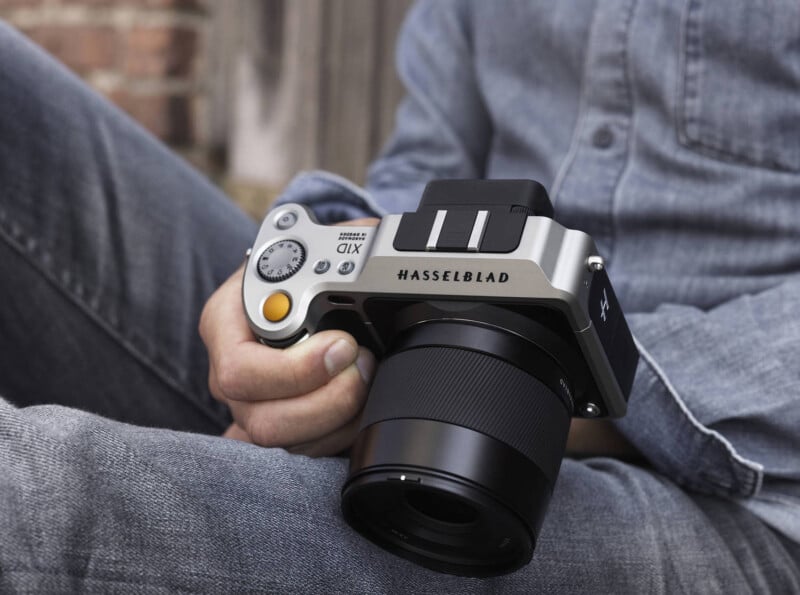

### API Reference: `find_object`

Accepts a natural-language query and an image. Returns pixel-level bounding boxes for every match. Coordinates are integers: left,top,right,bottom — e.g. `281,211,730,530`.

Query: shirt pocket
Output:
678,0,800,172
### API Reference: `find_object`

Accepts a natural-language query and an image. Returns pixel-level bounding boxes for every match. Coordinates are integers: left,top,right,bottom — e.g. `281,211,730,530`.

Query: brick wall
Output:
0,0,210,166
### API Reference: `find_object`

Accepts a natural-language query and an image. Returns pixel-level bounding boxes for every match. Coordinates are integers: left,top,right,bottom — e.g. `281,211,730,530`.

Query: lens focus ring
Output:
360,345,569,484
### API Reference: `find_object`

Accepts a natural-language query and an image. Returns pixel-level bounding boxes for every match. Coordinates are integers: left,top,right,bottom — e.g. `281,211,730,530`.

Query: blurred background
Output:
0,0,414,219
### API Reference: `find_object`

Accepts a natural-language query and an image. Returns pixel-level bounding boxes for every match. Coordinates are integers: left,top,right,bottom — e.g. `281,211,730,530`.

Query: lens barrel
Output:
341,306,574,577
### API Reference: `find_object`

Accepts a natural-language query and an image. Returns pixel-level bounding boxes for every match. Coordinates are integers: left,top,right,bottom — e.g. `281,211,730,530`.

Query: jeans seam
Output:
0,206,225,430
0,565,291,593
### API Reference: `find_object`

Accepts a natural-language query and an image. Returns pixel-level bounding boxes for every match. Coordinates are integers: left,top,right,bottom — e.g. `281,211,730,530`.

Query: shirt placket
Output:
553,0,637,265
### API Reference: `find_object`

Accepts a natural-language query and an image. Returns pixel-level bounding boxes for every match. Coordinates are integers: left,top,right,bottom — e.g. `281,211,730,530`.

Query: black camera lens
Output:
405,489,477,525
343,458,537,575
341,304,577,577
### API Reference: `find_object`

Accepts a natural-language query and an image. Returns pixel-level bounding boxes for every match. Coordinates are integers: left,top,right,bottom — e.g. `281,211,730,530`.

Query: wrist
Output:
565,419,642,460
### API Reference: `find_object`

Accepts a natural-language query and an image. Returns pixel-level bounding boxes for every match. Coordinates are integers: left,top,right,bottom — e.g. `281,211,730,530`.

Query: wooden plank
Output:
371,0,414,159
317,0,379,184
211,0,412,206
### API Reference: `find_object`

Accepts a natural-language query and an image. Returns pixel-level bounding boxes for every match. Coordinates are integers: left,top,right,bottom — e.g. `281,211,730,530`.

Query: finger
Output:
222,423,252,443
199,266,253,356
227,348,375,447
227,350,373,447
285,415,362,458
201,267,365,402
210,330,363,403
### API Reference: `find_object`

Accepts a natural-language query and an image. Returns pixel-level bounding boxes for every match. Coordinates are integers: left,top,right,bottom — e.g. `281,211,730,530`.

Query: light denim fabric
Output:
1,1,799,593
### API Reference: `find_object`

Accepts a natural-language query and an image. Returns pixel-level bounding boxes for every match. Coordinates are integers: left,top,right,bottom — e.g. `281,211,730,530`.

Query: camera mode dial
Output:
257,239,306,282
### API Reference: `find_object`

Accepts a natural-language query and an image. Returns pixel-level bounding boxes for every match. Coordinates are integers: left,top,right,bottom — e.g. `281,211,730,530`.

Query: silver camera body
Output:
242,179,636,420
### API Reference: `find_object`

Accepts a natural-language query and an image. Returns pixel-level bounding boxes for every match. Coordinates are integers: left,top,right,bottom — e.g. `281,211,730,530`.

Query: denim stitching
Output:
0,205,224,429
634,335,764,497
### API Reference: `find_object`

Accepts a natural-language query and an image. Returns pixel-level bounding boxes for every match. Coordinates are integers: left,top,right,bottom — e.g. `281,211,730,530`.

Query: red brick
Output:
58,0,117,5
125,0,204,9
111,90,194,145
124,26,198,78
56,0,204,6
21,25,118,74
0,0,46,6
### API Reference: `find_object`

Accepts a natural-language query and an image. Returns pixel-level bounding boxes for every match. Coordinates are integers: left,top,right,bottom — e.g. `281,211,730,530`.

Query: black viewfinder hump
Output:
393,179,554,253
418,179,553,217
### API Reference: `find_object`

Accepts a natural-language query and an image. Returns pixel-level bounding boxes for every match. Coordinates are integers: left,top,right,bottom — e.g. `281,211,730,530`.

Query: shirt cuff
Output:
273,171,388,224
614,326,763,500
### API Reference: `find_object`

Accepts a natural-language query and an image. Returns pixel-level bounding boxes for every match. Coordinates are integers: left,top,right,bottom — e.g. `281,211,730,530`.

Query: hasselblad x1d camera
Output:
242,179,639,577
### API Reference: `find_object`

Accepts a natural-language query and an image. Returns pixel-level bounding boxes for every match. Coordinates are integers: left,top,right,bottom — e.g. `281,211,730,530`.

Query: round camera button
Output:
314,259,331,274
262,292,291,322
274,210,299,230
338,260,355,275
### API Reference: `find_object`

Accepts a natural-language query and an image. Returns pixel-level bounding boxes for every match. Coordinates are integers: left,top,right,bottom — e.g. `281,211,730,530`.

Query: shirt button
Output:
592,126,614,149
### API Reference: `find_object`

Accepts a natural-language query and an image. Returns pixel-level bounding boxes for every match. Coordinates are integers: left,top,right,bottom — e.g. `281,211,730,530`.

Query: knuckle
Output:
198,300,209,331
197,294,218,341
208,370,224,402
287,358,303,395
214,355,247,401
283,348,325,396
245,413,277,448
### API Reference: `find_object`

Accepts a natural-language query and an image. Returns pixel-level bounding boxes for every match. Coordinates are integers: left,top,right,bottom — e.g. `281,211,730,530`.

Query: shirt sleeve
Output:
273,170,387,224
616,276,800,542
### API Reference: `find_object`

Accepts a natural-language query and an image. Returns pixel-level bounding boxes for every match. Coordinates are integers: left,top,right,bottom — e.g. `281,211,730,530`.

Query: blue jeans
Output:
0,21,798,594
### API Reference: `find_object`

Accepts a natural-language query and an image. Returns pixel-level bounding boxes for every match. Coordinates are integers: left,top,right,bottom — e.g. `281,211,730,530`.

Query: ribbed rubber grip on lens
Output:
360,346,570,483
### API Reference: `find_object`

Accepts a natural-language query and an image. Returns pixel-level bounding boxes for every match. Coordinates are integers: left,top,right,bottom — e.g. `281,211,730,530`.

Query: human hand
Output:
199,218,379,456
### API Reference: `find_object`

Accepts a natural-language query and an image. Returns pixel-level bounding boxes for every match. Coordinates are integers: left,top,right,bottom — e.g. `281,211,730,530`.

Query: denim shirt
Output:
277,0,800,543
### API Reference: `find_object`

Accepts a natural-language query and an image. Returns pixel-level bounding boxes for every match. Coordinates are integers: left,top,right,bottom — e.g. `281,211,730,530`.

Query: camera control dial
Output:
257,239,306,282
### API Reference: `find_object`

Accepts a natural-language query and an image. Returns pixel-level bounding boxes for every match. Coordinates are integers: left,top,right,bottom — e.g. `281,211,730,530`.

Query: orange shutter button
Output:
262,292,291,322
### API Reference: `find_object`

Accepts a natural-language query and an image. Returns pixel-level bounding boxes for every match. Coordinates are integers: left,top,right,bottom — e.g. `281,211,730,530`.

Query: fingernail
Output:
355,348,376,385
324,338,357,377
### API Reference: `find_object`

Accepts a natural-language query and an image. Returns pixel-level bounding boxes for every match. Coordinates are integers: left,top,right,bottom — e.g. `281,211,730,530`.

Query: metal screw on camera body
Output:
586,255,605,272
580,402,601,417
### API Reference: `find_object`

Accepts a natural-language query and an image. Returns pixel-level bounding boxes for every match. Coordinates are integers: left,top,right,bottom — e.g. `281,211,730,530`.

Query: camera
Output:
242,179,638,577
